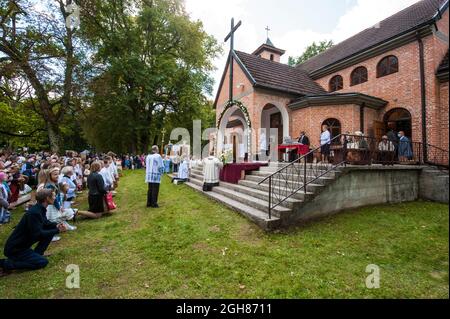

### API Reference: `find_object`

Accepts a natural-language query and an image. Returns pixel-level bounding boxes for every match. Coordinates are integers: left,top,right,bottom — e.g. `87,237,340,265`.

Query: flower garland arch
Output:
216,100,252,158
217,100,252,129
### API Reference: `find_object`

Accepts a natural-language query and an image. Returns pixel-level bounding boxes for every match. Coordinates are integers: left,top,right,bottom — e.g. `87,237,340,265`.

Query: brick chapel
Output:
212,0,449,162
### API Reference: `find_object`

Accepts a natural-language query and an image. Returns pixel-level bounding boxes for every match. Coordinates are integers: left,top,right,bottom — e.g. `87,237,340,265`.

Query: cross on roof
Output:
265,26,270,39
224,18,242,102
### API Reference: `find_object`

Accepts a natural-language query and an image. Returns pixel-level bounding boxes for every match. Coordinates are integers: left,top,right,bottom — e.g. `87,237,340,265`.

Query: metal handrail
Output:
258,134,344,185
424,143,449,168
258,134,449,219
259,134,346,219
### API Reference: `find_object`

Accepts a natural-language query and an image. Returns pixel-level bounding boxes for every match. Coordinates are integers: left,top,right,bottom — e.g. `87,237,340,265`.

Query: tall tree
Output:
0,100,48,150
79,0,220,153
288,40,333,66
0,0,81,153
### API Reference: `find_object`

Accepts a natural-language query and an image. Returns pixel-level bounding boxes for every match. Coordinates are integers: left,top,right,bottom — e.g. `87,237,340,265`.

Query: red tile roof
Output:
235,50,326,96
298,0,447,73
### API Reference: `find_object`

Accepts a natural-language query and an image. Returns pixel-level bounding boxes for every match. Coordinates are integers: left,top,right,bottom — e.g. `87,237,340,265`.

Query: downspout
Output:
416,32,428,163
360,102,365,133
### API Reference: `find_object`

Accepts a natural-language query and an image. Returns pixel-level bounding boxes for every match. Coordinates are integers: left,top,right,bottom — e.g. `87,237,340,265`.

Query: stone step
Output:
186,169,332,193
190,171,207,181
238,179,318,200
191,168,205,175
186,172,314,202
249,168,338,178
218,181,303,209
261,164,340,171
211,185,292,218
188,175,204,187
191,167,335,182
184,181,281,231
244,173,335,186
183,173,292,216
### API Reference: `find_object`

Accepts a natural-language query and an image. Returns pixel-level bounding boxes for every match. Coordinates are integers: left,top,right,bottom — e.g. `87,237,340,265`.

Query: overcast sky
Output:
184,0,422,98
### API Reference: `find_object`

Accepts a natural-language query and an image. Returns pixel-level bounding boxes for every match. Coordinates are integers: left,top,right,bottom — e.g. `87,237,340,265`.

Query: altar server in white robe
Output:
145,145,164,208
172,156,189,183
202,152,223,191
100,158,114,191
178,157,189,180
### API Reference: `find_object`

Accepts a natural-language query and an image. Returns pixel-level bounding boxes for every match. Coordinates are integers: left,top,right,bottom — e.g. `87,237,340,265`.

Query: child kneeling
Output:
46,183,77,232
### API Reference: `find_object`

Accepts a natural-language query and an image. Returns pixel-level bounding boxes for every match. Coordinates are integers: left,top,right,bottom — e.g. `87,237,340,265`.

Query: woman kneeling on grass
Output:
76,161,110,219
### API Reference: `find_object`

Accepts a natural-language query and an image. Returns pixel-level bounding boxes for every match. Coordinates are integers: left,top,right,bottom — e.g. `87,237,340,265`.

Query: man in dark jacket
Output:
297,131,311,161
298,131,310,146
0,189,67,276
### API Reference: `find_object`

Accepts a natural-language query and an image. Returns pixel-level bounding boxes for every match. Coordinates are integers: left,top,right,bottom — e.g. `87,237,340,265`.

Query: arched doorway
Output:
384,108,412,138
260,103,290,161
217,101,251,161
322,118,341,143
227,116,245,163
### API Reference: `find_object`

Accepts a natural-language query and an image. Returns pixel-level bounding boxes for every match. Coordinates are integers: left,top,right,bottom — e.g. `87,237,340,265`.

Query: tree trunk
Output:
152,135,159,148
141,131,150,154
47,123,61,154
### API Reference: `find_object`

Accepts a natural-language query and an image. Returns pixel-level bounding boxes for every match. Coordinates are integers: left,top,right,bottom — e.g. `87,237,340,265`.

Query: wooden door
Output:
270,112,283,145
373,120,384,141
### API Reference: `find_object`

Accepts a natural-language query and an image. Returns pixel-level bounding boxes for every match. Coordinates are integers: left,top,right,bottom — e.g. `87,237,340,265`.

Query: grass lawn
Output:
0,170,448,298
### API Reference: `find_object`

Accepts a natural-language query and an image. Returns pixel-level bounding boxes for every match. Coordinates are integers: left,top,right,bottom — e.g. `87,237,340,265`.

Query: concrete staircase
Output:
171,162,342,230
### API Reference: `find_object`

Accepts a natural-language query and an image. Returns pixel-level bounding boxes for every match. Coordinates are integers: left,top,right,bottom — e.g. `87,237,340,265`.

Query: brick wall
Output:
290,104,360,148
313,10,449,150
428,10,449,150
439,82,449,150
259,51,281,63
314,41,423,142
215,58,254,122
213,11,449,157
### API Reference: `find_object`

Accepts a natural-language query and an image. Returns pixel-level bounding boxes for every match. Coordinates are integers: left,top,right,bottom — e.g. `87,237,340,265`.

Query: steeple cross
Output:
265,26,270,39
224,18,242,102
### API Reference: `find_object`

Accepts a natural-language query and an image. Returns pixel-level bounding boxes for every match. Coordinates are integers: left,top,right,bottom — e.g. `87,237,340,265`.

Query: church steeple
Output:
252,29,285,62
265,37,274,47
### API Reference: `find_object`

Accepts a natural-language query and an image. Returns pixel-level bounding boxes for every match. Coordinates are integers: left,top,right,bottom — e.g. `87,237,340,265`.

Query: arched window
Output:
377,55,398,78
329,75,343,92
322,118,341,142
350,66,368,86
270,54,274,61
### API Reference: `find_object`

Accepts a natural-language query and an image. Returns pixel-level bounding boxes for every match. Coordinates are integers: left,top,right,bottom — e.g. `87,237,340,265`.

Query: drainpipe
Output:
416,32,428,163
360,102,365,133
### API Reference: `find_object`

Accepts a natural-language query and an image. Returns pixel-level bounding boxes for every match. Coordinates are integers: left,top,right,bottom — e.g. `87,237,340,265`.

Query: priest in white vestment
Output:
145,145,164,208
202,152,223,191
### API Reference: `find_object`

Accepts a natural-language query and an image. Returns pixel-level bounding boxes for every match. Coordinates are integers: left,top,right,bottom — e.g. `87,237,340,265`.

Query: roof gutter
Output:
288,93,388,110
253,83,307,97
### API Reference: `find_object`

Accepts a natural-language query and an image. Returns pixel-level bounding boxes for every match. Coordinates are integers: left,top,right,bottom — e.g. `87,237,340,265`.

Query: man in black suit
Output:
298,131,310,146
0,189,67,276
295,131,311,161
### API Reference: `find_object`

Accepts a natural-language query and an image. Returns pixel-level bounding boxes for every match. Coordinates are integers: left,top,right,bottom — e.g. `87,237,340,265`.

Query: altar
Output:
219,162,268,184
277,144,310,162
